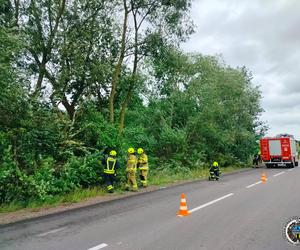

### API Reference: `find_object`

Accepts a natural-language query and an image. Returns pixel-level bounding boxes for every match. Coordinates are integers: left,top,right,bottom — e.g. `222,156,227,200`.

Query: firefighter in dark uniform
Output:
209,161,221,180
252,151,261,168
102,150,119,193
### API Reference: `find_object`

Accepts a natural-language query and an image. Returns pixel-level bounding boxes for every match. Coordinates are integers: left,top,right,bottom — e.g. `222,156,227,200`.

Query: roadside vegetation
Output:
0,165,245,213
0,0,265,212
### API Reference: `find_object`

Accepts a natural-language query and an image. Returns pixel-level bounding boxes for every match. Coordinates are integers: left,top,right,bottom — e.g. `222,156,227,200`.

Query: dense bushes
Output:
0,2,264,205
0,148,103,203
0,55,265,205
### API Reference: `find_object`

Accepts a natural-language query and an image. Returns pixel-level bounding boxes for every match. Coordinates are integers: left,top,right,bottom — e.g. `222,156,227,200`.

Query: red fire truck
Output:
260,134,299,168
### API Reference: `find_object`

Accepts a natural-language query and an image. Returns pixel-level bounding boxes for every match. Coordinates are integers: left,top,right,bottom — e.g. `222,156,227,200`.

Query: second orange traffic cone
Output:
261,173,267,183
177,193,190,217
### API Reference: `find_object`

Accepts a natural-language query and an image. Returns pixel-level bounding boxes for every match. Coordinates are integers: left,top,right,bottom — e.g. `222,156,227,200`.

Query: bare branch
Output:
137,1,161,30
47,0,53,35
13,0,20,26
45,0,66,55
30,0,46,51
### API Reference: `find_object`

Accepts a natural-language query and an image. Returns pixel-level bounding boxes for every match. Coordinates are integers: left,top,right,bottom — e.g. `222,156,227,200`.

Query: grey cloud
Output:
182,0,300,139
262,93,300,111
263,109,300,130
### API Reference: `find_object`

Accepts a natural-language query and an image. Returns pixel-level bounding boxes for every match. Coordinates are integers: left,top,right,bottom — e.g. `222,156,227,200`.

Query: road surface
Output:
1,167,299,250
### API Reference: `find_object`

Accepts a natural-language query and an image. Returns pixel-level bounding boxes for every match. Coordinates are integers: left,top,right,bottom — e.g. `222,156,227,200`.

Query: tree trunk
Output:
109,0,128,123
119,90,133,133
118,7,139,134
96,88,103,112
13,0,20,26
32,59,46,97
62,95,75,120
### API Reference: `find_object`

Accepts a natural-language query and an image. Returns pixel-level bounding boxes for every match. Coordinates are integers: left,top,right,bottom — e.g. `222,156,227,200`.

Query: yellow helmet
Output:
128,147,135,154
213,161,219,167
109,150,117,156
137,148,144,154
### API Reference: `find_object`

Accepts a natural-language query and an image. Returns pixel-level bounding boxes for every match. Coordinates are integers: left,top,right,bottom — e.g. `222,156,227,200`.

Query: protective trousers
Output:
126,172,138,191
139,170,148,187
210,166,220,174
103,173,115,193
253,157,259,166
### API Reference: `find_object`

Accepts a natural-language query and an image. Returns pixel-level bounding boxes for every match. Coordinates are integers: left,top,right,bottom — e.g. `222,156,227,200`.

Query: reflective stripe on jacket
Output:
126,154,137,172
138,153,148,170
104,157,116,174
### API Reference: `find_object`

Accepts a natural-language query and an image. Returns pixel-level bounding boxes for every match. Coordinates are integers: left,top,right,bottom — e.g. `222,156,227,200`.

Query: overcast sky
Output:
182,0,300,140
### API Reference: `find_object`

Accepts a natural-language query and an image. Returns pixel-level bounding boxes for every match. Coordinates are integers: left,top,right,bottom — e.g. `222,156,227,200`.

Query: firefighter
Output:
258,150,262,164
252,153,260,168
125,147,138,191
209,161,221,180
102,150,119,193
137,148,149,187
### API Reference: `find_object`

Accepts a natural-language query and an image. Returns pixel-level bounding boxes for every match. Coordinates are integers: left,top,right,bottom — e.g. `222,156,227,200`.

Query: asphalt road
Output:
1,166,299,250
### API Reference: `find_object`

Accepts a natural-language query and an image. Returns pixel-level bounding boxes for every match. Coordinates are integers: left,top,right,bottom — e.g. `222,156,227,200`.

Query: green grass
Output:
0,166,245,214
150,166,241,186
0,187,107,213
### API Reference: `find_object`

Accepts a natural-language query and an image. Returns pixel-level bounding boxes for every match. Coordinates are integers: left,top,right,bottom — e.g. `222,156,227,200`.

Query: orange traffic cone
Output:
261,173,267,183
177,193,190,217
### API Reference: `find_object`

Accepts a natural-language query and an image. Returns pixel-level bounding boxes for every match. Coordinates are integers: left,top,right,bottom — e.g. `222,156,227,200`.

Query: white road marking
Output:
273,171,285,177
246,181,262,188
189,193,234,213
37,227,67,237
87,243,108,250
88,243,108,250
288,169,294,172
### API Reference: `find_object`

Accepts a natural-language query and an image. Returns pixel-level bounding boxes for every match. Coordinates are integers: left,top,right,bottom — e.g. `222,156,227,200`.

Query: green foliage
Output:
0,146,23,203
79,109,120,150
60,154,102,190
0,0,265,208
0,18,25,130
0,149,103,203
158,125,187,160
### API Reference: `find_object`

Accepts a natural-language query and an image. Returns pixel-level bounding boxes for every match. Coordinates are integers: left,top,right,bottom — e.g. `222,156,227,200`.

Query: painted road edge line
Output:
273,171,285,177
246,181,262,188
288,169,293,172
87,243,108,250
189,193,234,213
37,227,67,237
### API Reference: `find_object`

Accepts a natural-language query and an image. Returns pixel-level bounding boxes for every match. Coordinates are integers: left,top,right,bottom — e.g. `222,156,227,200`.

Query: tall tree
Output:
44,0,117,120
17,0,117,120
109,0,129,124
186,55,263,161
0,0,25,129
25,0,66,97
107,0,194,130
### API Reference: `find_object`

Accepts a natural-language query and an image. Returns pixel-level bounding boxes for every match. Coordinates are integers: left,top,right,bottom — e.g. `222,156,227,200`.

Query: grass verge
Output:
150,166,242,185
0,187,108,213
0,166,246,214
